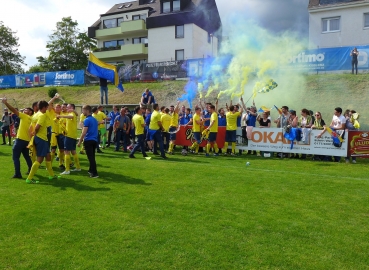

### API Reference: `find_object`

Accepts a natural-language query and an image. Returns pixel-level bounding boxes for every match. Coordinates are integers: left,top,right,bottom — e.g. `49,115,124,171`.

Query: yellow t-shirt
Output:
31,111,42,129
66,113,77,139
210,112,218,132
226,111,240,131
45,110,54,128
17,112,32,142
35,113,48,141
58,112,67,135
149,110,161,130
132,114,145,135
161,113,171,132
80,113,86,123
170,112,179,127
193,113,201,132
97,111,107,130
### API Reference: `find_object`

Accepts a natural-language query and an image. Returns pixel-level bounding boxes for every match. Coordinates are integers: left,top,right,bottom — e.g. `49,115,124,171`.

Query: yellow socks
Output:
65,154,71,171
59,151,65,166
50,152,55,166
73,154,80,169
45,161,54,177
168,142,174,153
214,143,219,154
232,142,236,154
206,143,211,154
223,142,228,153
28,161,40,180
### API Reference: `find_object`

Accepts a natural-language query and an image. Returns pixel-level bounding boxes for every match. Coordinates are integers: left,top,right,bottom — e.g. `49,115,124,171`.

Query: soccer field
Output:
1,145,369,269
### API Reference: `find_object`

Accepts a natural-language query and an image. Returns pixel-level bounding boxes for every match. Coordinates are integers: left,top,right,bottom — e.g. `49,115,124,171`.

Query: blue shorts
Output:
57,135,65,150
208,132,217,143
169,126,177,141
193,132,201,143
34,136,50,157
225,130,236,142
64,137,77,151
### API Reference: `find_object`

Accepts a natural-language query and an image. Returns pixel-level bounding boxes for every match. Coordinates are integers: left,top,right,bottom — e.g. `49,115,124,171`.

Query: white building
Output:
309,0,369,48
88,0,221,66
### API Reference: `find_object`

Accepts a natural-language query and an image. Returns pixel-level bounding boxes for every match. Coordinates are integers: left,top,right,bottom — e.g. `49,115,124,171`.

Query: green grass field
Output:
1,144,369,269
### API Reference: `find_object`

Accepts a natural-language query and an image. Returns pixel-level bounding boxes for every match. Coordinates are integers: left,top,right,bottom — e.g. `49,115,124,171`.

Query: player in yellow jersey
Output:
185,107,203,154
223,104,243,155
161,108,171,151
148,103,167,159
204,104,219,156
26,101,55,183
168,101,180,155
79,112,86,154
57,104,81,175
2,98,34,178
129,106,148,158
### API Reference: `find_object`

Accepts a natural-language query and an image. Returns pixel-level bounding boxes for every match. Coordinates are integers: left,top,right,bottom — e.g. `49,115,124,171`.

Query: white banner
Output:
243,128,348,156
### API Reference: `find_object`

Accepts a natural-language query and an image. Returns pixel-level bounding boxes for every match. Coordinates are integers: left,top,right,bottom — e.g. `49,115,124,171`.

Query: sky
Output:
0,0,309,69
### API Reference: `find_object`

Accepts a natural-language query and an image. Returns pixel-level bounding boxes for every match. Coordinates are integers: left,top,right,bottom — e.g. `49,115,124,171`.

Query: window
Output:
173,0,180,11
365,13,369,28
132,59,147,65
176,25,184,38
175,49,184,60
103,40,124,48
103,17,124,29
162,0,180,13
132,37,147,44
322,17,340,33
163,1,171,13
133,14,147,21
104,40,117,48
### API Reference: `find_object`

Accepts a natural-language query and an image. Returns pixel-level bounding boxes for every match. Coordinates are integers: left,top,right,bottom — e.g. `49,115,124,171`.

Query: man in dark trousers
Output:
78,105,99,178
99,78,108,104
350,47,359,75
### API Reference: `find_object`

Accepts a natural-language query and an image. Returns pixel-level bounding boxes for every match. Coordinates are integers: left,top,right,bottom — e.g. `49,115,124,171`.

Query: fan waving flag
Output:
87,53,124,92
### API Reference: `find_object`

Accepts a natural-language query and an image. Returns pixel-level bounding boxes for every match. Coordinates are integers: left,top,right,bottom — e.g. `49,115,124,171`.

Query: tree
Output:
27,64,47,73
0,21,26,75
38,17,96,71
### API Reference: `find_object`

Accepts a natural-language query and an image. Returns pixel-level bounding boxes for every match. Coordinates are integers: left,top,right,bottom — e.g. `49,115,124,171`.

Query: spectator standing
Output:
99,78,108,104
350,47,359,75
2,108,13,145
114,108,131,152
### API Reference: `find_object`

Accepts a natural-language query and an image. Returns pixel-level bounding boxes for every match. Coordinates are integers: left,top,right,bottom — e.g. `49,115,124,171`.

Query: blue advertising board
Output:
287,45,369,71
0,75,16,88
0,70,85,89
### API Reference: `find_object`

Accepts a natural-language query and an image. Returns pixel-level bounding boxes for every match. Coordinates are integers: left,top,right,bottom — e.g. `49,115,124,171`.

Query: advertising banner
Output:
288,45,369,71
15,73,46,87
0,75,16,88
347,131,369,158
175,127,349,156
45,70,84,86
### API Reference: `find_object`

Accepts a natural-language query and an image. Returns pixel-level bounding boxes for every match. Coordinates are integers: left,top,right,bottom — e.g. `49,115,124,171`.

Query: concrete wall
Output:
309,3,369,48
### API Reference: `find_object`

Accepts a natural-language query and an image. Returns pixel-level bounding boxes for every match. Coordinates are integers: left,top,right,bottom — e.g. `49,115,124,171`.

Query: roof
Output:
309,0,365,8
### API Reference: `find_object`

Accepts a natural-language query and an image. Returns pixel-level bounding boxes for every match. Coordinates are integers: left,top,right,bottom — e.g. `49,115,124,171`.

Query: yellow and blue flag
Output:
87,53,124,92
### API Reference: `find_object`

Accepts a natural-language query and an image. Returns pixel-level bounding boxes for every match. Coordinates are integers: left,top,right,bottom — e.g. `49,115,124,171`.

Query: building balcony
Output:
93,43,148,60
96,20,147,39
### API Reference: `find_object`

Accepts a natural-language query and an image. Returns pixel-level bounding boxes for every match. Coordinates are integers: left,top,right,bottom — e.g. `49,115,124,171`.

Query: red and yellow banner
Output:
347,131,369,158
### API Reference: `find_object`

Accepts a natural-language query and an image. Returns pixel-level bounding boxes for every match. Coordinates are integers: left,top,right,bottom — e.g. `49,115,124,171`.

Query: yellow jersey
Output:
66,112,77,139
193,113,201,132
161,113,171,132
97,111,107,130
170,112,179,127
35,113,48,141
58,111,67,135
132,114,145,135
210,112,218,132
149,110,161,130
17,112,32,142
226,111,240,131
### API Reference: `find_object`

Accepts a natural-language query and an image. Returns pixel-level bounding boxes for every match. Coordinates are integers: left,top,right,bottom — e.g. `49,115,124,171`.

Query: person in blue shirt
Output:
218,108,226,127
180,108,192,125
106,105,119,147
77,105,99,178
140,88,155,106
